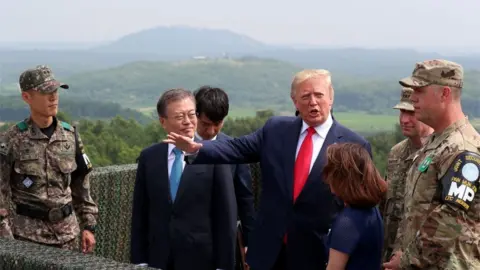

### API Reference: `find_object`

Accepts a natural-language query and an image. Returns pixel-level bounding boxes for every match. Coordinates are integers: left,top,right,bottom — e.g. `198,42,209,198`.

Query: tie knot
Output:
172,147,182,157
307,127,316,135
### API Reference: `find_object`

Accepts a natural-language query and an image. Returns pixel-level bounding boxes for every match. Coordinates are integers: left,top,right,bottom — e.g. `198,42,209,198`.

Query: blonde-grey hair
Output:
290,69,334,99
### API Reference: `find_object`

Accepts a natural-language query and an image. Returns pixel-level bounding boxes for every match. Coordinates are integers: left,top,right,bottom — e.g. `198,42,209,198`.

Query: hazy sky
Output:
1,0,479,49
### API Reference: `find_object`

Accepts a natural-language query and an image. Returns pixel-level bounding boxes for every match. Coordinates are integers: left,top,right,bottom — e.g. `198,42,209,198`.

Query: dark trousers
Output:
272,244,287,270
166,256,175,270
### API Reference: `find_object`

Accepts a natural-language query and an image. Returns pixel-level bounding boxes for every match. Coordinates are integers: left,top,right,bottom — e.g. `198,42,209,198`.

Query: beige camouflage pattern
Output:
399,59,463,89
19,65,69,93
392,87,415,111
397,117,480,269
381,138,418,262
0,117,97,247
15,234,80,251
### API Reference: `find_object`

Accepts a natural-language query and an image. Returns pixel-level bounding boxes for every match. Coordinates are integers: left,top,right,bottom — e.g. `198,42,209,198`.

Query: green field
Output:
137,106,257,118
333,112,397,133
137,106,397,133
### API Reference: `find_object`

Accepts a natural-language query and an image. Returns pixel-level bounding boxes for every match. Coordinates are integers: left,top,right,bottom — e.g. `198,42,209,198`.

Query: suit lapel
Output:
282,117,303,201
173,165,188,206
154,143,172,203
173,136,207,207
297,121,342,200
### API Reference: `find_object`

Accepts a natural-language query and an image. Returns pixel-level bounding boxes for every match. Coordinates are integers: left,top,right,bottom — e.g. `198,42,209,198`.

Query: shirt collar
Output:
168,136,194,156
300,113,333,138
195,131,217,141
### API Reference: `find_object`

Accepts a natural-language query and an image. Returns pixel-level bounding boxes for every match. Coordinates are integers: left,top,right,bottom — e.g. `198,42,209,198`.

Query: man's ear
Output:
441,86,452,101
21,91,31,104
159,116,167,129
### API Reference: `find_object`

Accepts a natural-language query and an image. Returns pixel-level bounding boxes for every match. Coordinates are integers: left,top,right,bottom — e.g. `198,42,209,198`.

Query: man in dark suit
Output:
193,86,256,267
130,88,237,270
164,70,372,270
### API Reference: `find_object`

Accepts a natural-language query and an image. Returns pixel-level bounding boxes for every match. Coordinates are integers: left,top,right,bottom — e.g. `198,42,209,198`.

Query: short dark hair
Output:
193,86,229,123
156,88,195,117
323,143,387,208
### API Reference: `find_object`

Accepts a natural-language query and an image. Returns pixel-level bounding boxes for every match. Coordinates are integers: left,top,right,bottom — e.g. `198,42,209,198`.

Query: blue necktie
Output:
170,147,183,201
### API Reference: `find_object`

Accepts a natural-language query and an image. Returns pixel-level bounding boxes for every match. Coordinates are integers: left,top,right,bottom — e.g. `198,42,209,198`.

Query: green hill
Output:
0,96,152,124
57,57,480,117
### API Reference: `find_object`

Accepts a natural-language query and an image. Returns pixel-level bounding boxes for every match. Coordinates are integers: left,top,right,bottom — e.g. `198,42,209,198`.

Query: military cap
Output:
399,59,463,89
19,65,69,93
393,87,414,111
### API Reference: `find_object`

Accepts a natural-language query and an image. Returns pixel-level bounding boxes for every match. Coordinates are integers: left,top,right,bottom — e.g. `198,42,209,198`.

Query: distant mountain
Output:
42,57,480,118
0,42,104,50
2,25,480,85
91,25,273,56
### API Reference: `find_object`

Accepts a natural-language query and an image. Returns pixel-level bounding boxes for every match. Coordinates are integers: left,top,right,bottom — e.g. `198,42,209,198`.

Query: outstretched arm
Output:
166,126,264,165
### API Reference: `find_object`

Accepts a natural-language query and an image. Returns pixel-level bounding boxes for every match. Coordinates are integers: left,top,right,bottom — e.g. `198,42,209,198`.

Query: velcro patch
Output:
441,151,480,211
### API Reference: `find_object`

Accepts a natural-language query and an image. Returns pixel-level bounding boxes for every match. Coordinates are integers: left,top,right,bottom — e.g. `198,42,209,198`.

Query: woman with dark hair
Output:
323,143,387,270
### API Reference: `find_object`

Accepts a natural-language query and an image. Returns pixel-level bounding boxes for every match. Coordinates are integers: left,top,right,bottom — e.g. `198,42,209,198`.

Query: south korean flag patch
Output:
441,151,480,211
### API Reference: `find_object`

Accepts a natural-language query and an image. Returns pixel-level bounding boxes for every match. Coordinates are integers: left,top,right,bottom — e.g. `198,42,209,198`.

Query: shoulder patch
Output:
16,121,28,132
60,121,74,132
441,151,480,211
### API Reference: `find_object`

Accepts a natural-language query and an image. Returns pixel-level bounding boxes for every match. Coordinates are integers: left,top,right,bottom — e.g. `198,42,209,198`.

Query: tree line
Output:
1,110,403,176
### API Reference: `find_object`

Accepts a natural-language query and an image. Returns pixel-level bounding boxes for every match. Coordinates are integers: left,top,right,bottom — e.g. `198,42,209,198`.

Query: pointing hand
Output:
163,132,203,153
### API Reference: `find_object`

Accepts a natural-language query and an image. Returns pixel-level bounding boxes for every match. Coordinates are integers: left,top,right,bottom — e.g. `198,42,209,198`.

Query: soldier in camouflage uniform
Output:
383,59,480,270
381,87,433,262
0,65,98,253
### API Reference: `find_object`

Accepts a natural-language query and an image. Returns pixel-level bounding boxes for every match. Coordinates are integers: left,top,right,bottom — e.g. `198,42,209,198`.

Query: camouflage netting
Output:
0,163,262,269
0,237,156,270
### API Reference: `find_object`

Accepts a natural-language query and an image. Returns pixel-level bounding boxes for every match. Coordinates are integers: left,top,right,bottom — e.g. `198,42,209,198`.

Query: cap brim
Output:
393,102,414,111
37,81,69,93
399,76,430,88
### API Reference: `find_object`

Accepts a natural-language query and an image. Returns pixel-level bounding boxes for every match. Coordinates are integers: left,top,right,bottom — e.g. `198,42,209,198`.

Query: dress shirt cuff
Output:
184,150,199,156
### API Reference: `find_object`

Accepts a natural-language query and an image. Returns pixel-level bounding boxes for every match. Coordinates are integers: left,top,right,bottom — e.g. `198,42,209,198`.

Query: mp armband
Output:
74,126,93,174
441,151,480,211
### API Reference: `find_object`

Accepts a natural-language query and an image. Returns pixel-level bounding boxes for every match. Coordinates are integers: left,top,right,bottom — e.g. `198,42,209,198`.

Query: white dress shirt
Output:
194,131,217,141
295,114,333,172
167,143,186,178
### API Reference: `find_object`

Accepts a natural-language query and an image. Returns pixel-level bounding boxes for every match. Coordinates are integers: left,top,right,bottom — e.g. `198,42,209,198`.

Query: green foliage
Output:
0,95,151,124
74,109,401,174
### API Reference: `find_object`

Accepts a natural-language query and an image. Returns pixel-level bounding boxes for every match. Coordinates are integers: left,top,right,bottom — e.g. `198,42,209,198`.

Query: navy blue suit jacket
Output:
187,116,372,270
217,132,255,246
130,142,237,270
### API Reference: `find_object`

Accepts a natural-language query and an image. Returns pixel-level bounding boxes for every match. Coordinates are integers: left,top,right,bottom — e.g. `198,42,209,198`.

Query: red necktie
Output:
284,127,315,243
293,127,315,201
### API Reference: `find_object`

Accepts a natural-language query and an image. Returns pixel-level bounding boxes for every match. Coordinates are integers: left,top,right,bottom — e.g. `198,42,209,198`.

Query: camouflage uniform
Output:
0,65,98,251
381,87,423,261
396,60,480,269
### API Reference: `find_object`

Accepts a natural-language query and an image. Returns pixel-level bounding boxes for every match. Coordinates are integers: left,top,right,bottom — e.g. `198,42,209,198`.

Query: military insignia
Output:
60,121,74,132
16,121,28,132
83,153,92,169
441,151,480,211
22,177,33,188
418,155,432,172
63,143,71,150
